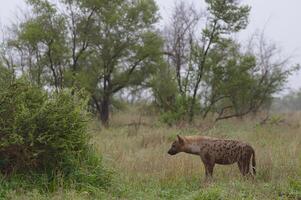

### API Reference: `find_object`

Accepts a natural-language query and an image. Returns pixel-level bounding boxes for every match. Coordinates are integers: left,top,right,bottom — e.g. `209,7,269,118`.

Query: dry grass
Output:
89,109,301,199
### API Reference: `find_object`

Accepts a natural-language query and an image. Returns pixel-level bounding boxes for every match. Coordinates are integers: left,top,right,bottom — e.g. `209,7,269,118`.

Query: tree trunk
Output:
188,77,201,123
188,97,196,123
100,96,110,127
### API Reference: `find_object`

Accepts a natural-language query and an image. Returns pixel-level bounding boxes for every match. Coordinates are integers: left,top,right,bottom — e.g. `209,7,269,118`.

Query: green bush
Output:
160,95,188,125
160,95,201,125
0,79,112,197
0,65,14,92
0,80,87,175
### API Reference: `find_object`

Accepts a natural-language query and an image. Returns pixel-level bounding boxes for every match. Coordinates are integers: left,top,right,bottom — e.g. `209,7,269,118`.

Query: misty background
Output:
1,0,300,94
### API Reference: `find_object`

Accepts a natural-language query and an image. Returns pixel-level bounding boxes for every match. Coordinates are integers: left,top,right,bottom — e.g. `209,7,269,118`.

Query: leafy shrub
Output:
0,79,112,198
160,95,200,125
0,65,14,92
0,80,88,175
160,95,188,125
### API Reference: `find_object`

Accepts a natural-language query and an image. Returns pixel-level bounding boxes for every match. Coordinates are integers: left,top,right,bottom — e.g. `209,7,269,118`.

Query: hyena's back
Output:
199,139,254,165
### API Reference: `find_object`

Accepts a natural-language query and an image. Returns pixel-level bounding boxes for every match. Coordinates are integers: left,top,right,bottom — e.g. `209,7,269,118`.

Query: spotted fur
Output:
167,135,256,178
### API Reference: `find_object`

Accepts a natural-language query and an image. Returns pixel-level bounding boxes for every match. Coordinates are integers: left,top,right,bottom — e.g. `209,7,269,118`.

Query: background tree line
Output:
272,89,301,112
0,0,298,126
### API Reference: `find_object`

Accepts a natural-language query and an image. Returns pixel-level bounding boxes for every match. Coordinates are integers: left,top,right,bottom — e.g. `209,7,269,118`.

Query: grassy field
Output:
5,108,301,199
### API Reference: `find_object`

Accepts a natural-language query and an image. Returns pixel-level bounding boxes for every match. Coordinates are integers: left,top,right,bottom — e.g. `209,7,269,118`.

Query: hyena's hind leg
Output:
237,161,244,175
244,147,256,176
238,151,252,176
243,156,251,175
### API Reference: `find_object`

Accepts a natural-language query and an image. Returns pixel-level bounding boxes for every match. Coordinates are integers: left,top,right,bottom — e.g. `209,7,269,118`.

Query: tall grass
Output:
91,108,301,199
5,107,301,199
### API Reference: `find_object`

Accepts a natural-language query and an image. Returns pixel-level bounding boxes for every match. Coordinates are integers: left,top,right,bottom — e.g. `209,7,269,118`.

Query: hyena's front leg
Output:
200,153,215,178
206,162,215,177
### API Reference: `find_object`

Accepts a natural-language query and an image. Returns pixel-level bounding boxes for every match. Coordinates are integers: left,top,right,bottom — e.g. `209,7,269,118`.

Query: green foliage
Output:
73,0,164,123
0,64,14,91
160,0,294,123
162,0,252,123
0,79,88,174
204,40,259,118
9,0,164,124
205,0,250,32
160,95,199,125
8,0,68,88
287,179,301,198
151,64,178,112
205,37,295,120
0,79,112,198
161,96,188,125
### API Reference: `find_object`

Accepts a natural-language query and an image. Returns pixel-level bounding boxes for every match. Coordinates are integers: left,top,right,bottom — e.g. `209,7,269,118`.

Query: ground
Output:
6,108,301,199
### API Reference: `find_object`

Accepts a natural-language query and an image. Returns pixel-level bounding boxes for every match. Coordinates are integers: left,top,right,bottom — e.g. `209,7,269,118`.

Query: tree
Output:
74,0,163,125
163,0,250,122
201,39,257,120
5,0,68,90
0,62,14,91
1,0,164,126
202,35,297,121
188,0,250,122
161,1,297,123
59,0,98,89
151,62,178,112
163,1,200,97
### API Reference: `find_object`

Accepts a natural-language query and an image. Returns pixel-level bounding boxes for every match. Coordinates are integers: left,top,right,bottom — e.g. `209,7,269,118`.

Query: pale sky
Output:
1,0,301,92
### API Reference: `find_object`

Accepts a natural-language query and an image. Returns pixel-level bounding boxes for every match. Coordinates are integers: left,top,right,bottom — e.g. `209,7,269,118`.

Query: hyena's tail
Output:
251,149,256,175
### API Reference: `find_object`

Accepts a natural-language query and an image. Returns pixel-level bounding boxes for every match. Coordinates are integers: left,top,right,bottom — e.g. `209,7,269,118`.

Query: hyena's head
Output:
168,135,185,155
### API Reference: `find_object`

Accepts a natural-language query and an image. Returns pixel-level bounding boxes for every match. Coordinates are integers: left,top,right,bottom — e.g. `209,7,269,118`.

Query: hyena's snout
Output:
168,137,184,155
167,148,178,155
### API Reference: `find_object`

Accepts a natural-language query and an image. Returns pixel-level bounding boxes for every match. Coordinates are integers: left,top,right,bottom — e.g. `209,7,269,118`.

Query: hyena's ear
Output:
177,135,185,145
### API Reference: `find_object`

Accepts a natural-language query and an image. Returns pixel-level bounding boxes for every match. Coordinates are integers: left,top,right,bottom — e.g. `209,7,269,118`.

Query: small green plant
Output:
193,187,223,200
287,179,301,198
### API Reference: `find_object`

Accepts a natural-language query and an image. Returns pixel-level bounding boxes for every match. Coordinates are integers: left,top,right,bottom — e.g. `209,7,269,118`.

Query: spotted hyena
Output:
167,135,256,178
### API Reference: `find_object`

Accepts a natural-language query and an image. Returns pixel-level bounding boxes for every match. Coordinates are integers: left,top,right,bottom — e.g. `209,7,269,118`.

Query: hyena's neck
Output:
184,143,201,155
